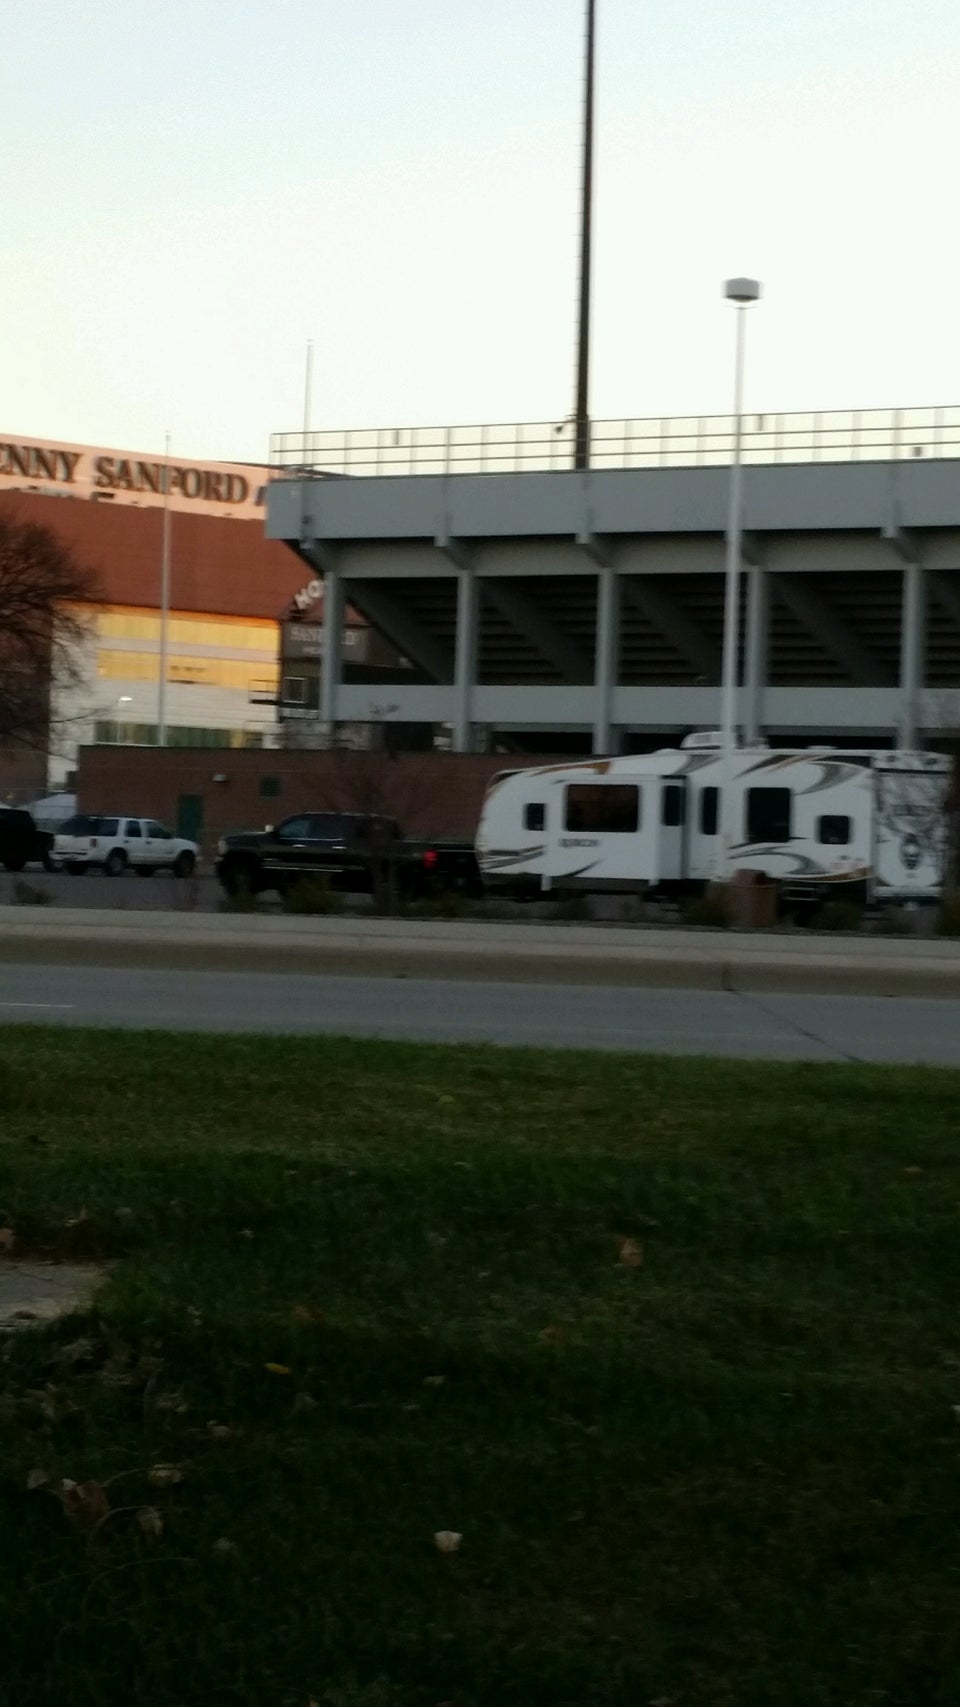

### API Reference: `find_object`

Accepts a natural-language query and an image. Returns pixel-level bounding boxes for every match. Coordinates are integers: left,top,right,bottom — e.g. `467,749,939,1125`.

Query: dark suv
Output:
0,808,54,873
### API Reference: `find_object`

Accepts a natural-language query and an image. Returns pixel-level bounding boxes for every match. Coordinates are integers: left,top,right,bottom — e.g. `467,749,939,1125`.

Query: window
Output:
259,777,281,799
125,820,142,838
746,787,792,843
699,787,719,836
147,822,171,839
661,785,685,828
564,784,640,834
307,815,350,842
97,818,120,836
283,676,306,705
817,814,851,846
524,802,546,832
276,816,313,842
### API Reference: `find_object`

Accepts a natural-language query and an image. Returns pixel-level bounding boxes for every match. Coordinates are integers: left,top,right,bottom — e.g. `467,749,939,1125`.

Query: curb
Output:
2,912,960,997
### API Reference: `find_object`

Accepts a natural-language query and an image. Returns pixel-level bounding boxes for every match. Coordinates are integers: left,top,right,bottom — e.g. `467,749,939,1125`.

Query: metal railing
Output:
269,404,960,480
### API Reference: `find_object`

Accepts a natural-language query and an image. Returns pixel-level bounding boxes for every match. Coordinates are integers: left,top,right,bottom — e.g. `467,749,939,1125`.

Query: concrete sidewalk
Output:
1,905,960,996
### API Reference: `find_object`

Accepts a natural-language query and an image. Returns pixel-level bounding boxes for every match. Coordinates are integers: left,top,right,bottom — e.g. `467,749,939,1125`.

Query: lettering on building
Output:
0,443,82,484
0,438,260,510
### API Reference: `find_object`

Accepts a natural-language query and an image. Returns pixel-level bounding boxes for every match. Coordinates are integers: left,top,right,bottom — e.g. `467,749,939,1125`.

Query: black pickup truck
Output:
0,807,55,873
215,811,481,901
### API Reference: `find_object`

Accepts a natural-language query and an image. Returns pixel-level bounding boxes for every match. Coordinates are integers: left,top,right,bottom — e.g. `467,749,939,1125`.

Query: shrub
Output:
871,905,918,937
402,888,473,921
810,899,865,933
281,876,344,916
551,892,592,923
682,887,731,928
13,879,52,906
217,887,265,915
936,897,960,937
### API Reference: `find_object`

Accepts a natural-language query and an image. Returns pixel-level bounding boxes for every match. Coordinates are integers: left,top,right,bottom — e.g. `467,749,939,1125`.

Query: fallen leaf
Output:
538,1325,564,1344
206,1421,236,1442
293,1392,319,1413
114,1206,135,1221
212,1536,237,1556
239,1229,255,1240
59,1478,110,1527
137,1505,164,1540
433,1530,462,1554
26,1466,51,1490
423,1375,447,1387
147,1463,184,1488
291,1304,325,1327
901,1166,924,1177
153,1390,189,1415
54,1338,98,1369
264,1362,292,1376
616,1237,644,1268
0,1226,16,1254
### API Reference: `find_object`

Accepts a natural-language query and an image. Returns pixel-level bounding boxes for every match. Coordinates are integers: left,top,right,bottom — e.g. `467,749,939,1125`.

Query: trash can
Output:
727,868,777,928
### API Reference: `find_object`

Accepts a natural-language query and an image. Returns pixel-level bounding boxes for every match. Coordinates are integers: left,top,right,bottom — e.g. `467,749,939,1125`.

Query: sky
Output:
2,0,959,464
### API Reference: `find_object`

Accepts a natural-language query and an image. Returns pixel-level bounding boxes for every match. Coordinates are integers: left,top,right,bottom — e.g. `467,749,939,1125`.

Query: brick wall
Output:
76,746,567,856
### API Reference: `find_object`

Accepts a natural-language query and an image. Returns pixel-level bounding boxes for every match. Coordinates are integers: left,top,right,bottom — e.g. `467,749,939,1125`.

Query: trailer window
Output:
817,814,851,846
565,784,640,833
661,785,685,827
746,787,792,843
699,787,718,836
524,802,546,832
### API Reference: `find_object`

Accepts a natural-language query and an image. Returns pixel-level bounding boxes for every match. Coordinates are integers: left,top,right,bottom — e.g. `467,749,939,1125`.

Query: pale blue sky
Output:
2,0,958,461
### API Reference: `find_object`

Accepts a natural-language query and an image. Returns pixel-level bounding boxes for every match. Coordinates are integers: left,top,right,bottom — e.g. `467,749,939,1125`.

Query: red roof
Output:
0,491,305,620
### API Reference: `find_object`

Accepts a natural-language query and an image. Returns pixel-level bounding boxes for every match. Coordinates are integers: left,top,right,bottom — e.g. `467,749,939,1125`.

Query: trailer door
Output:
658,780,687,880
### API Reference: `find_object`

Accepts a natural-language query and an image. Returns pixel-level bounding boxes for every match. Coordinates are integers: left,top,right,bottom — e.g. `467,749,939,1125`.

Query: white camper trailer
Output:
475,736,951,906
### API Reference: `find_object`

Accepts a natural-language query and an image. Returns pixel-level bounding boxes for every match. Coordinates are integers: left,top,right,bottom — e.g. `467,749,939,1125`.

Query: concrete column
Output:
452,568,479,752
319,563,345,732
743,564,768,744
898,560,925,749
593,566,619,753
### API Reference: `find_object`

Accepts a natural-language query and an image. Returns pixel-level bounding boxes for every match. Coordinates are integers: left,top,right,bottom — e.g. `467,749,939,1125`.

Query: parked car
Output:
215,811,481,899
52,815,198,877
0,807,55,873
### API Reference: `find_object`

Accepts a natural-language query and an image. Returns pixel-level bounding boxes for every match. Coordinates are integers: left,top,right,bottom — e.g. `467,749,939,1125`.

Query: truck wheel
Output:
104,849,127,877
2,857,26,873
173,851,196,878
220,861,254,897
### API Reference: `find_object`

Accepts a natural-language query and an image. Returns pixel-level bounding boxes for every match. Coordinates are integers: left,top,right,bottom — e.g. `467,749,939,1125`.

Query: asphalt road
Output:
3,961,960,1063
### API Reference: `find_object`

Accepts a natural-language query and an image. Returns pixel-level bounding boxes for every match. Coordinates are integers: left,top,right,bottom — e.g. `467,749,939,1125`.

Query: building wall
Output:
0,468,316,791
76,747,561,856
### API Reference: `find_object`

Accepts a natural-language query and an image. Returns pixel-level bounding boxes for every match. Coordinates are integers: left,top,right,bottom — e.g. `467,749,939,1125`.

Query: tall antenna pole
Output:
302,339,314,459
158,430,172,746
573,0,596,471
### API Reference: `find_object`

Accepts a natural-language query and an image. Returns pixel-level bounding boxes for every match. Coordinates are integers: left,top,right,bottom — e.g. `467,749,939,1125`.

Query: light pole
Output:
114,695,132,744
718,276,761,881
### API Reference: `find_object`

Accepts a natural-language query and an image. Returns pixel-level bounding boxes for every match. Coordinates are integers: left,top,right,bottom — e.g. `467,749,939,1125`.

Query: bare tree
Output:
314,747,450,833
0,509,101,752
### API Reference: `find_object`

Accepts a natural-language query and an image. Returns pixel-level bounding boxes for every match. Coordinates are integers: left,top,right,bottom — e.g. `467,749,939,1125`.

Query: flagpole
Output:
158,431,171,746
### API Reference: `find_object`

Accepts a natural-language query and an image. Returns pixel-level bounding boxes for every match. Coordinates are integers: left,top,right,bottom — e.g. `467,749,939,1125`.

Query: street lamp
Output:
718,276,762,881
115,695,132,744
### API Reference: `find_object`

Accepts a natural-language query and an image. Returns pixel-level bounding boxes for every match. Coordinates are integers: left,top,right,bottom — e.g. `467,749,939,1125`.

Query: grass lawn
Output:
0,1028,959,1707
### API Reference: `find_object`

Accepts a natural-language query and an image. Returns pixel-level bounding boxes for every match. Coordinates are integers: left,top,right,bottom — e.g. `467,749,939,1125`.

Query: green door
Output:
176,794,203,844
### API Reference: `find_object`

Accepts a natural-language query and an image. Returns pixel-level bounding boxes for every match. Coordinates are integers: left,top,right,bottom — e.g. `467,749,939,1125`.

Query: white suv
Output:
53,815,198,877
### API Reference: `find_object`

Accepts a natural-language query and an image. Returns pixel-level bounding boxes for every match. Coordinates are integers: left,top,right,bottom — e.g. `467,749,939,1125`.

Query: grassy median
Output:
0,1028,959,1706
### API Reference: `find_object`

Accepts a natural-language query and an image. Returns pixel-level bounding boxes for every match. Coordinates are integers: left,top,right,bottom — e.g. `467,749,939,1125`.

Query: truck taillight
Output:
422,848,438,870
89,838,97,848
